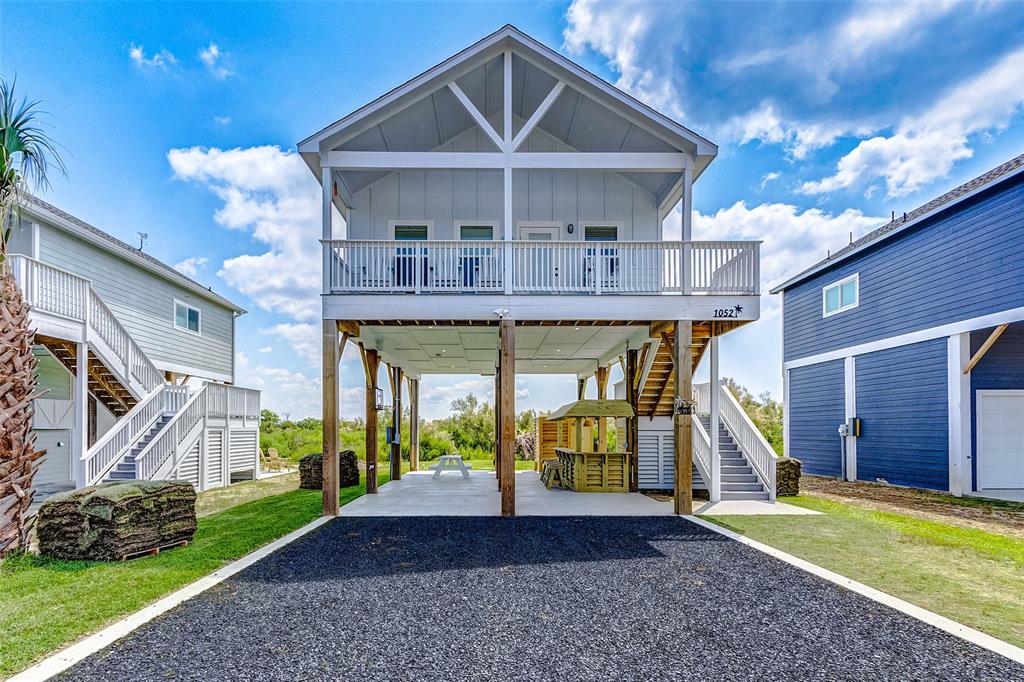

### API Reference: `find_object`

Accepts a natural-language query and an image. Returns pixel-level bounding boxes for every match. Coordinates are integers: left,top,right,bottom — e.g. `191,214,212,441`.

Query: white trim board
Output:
8,516,336,682
784,306,1024,370
683,515,1024,666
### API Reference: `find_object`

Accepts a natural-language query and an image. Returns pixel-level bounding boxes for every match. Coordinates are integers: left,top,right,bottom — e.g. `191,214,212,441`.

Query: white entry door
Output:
517,224,560,291
977,390,1024,490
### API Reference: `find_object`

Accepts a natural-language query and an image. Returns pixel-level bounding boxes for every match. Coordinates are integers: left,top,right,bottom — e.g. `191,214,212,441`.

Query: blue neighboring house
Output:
771,153,1024,500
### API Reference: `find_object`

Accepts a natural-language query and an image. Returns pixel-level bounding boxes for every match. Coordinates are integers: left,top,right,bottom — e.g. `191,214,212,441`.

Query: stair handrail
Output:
691,417,712,491
84,384,168,485
134,384,208,481
718,383,777,501
10,254,164,396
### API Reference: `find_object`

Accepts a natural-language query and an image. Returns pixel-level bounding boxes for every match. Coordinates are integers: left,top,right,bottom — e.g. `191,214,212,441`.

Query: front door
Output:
517,224,559,291
393,224,429,289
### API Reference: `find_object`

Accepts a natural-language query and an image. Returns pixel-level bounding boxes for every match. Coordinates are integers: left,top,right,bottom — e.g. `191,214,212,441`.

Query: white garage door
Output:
977,391,1024,490
35,429,72,485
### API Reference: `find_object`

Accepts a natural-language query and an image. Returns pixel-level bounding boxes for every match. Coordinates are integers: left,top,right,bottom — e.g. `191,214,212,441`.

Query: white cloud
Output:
128,43,177,70
563,0,687,120
801,47,1024,197
258,346,273,354
759,171,780,190
167,145,325,321
693,201,884,303
173,256,208,277
235,352,329,420
717,102,859,159
198,42,234,79
262,322,321,367
717,1,957,100
213,115,231,125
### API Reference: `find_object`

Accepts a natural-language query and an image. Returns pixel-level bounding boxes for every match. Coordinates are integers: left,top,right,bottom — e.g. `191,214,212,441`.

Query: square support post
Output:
499,318,516,517
361,347,380,494
72,342,89,487
494,371,501,483
389,364,403,482
625,349,639,492
408,377,420,472
708,334,721,502
596,366,609,453
321,320,340,515
673,321,694,515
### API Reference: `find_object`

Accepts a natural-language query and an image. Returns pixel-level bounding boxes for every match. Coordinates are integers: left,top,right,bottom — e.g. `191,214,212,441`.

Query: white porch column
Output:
502,49,514,295
844,355,857,481
73,342,89,486
680,167,693,294
321,165,333,295
708,335,721,502
947,333,972,496
503,167,513,294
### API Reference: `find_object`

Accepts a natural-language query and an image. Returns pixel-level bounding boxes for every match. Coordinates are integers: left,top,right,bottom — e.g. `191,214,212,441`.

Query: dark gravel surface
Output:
60,516,1022,681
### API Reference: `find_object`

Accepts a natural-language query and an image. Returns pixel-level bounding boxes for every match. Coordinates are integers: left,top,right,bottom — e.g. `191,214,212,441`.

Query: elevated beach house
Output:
772,153,1024,500
302,26,776,516
8,196,261,493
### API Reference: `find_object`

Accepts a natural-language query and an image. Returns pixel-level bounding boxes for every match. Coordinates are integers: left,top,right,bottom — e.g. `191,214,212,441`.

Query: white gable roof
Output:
298,25,717,179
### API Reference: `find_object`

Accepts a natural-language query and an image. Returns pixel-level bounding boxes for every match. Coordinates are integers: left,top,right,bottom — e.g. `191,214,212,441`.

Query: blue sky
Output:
4,1,1024,419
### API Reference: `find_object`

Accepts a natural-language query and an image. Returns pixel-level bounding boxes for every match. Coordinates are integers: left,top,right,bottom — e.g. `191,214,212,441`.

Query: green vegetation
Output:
706,495,1024,647
724,378,783,455
0,475,378,677
261,392,541,464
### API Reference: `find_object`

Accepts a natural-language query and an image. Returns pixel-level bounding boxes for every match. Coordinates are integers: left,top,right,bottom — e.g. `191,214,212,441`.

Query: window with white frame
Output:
455,221,497,240
174,300,201,334
822,274,859,317
584,224,619,242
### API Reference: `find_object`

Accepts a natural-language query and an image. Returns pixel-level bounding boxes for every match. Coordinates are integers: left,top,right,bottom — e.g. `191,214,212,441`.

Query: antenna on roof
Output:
891,211,895,222
849,232,853,244
137,232,148,251
903,212,907,222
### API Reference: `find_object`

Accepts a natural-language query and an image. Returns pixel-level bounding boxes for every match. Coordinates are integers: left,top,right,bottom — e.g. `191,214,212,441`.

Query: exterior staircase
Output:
699,415,770,500
104,415,174,481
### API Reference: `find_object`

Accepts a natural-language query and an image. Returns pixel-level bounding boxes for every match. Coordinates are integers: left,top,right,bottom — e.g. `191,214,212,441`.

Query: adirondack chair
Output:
265,448,287,472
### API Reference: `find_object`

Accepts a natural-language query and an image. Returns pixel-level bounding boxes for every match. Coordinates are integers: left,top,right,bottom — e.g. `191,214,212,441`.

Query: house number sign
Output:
712,304,744,319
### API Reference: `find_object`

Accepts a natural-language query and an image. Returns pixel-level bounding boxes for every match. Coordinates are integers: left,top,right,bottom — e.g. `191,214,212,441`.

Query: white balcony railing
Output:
10,255,164,394
324,240,759,296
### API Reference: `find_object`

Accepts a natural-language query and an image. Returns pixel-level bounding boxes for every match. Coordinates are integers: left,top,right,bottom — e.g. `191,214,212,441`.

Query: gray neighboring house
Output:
8,195,261,493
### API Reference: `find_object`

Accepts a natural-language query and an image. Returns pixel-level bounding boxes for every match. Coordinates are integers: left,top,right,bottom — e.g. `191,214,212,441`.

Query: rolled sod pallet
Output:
776,457,802,497
36,481,197,561
299,451,359,490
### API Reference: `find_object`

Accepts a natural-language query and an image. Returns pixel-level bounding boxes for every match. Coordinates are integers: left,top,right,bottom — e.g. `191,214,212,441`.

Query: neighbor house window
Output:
823,274,859,317
584,225,619,242
174,300,201,334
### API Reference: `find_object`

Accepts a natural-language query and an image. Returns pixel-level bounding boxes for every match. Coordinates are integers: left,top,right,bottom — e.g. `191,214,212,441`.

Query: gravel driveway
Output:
60,516,1022,681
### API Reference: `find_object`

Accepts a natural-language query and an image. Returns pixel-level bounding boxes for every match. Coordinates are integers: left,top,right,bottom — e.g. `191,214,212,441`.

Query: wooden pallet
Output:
120,539,189,561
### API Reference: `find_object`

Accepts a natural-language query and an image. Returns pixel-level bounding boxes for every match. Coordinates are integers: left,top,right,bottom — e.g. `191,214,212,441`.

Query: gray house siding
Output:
855,339,948,490
969,322,1024,490
783,175,1024,362
7,215,34,256
36,221,235,380
788,360,845,476
346,126,660,242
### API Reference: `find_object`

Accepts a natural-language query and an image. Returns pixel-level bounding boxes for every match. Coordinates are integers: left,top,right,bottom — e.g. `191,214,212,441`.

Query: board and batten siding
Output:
854,339,949,490
969,322,1024,489
782,174,1024,362
36,221,235,380
788,359,845,476
346,125,660,241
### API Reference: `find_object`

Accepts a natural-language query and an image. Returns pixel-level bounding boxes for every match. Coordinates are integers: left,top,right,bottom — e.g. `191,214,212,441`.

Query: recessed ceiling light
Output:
441,349,446,353
556,349,561,352
574,327,580,331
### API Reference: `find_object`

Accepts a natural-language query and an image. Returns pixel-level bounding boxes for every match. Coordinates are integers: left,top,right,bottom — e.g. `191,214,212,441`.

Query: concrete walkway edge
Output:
7,515,335,682
684,514,1024,665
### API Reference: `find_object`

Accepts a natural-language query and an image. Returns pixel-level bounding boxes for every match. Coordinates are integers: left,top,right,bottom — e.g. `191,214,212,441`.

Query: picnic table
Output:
431,454,473,479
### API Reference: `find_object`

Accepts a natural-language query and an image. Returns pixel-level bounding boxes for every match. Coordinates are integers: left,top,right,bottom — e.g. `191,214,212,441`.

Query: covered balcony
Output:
324,239,759,296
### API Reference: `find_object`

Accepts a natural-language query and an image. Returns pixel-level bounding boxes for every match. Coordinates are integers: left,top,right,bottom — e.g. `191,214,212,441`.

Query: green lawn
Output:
0,475,379,678
705,495,1024,648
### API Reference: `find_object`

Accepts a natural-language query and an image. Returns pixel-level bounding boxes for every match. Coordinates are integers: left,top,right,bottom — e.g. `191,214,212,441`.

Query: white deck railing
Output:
10,255,164,394
718,383,777,501
83,383,190,485
134,383,261,481
324,240,759,295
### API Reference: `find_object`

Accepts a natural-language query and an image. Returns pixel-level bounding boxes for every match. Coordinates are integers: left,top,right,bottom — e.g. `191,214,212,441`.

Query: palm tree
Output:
0,77,65,556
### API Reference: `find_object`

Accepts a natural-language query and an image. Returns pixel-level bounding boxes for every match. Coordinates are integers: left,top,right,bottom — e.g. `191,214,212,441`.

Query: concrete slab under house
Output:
300,25,780,517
